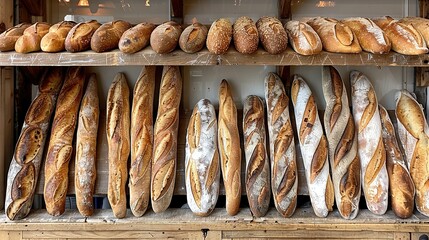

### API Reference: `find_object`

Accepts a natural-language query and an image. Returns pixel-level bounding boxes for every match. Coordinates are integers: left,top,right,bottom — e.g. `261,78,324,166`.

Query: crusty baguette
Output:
350,70,388,215
373,17,428,55
179,18,208,54
185,99,220,216
379,104,415,219
129,66,155,217
399,17,429,47
322,66,361,219
256,16,288,54
41,21,76,52
243,95,270,217
15,22,51,53
342,17,391,54
395,90,429,216
91,20,131,53
150,21,182,54
233,16,259,54
5,67,64,220
65,20,101,53
285,20,322,55
44,67,85,216
218,79,241,216
119,22,155,54
151,66,182,213
264,72,297,217
75,73,99,217
206,18,233,55
307,17,362,53
106,73,130,219
0,23,31,52
291,75,334,218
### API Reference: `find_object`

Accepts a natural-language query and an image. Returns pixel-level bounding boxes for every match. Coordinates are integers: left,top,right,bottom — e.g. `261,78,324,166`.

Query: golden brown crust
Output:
65,20,101,53
150,21,182,54
15,22,51,53
179,18,208,54
233,16,259,54
41,21,76,52
207,18,233,55
256,16,288,54
91,20,131,53
0,23,32,51
119,23,155,54
285,20,322,55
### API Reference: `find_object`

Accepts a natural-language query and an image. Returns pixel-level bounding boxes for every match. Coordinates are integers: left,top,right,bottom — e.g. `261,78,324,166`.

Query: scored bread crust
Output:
256,16,288,54
150,21,182,54
91,20,131,53
399,17,429,47
0,23,32,52
285,20,322,55
65,20,101,53
179,18,208,54
41,21,76,53
233,16,259,54
15,22,51,53
119,22,156,54
207,18,233,55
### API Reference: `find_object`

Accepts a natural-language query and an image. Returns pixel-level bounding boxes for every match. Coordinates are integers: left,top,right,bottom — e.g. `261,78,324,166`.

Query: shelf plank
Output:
1,48,429,66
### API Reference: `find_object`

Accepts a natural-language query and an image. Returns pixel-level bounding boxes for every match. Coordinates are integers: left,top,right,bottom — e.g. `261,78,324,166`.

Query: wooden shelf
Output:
1,47,429,67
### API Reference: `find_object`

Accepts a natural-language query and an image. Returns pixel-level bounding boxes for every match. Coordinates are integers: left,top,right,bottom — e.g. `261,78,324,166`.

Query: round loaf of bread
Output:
206,18,233,55
150,21,182,54
179,18,208,54
233,16,259,54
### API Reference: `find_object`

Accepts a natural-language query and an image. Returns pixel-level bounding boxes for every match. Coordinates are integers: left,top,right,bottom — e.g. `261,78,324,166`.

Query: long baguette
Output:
264,72,297,217
44,67,85,216
5,67,64,220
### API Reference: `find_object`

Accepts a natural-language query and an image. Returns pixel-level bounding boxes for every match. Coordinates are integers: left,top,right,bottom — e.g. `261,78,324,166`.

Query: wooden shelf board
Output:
1,48,429,66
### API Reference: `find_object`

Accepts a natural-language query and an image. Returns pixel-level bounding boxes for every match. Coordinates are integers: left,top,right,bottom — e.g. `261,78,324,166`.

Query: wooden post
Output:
171,0,183,24
415,0,429,112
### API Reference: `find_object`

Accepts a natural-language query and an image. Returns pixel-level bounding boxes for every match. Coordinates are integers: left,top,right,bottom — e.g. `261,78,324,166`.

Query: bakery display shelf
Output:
1,47,429,67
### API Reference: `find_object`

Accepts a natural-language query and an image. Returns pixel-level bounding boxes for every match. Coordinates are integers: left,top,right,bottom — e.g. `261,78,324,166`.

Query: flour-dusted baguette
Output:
350,71,388,215
342,17,391,54
218,79,241,216
119,22,155,54
291,75,334,218
91,20,131,53
151,66,182,213
285,20,322,55
395,90,429,216
150,21,182,54
264,73,297,217
44,67,85,216
256,16,287,54
322,66,361,219
379,104,415,219
399,17,429,46
41,21,76,52
242,95,270,217
185,99,220,216
106,73,130,219
0,23,31,52
206,18,233,55
5,68,64,220
75,73,99,217
179,18,208,54
373,16,428,55
307,17,362,53
15,22,51,53
65,20,101,53
129,66,155,217
233,16,259,54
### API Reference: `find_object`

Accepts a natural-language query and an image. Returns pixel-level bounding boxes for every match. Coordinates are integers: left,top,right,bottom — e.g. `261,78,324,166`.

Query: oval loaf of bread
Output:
41,21,76,52
256,16,287,54
15,22,51,53
264,72,298,217
322,66,361,219
291,75,334,218
285,20,322,55
207,18,233,55
233,16,259,54
150,21,182,54
0,23,32,52
91,20,131,53
119,23,155,54
65,20,101,53
399,17,429,47
350,70,388,215
179,18,208,54
185,99,220,216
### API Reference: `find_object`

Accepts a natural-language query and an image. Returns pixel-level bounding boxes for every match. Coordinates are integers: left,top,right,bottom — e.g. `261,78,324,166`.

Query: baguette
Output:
264,72,297,217
243,95,270,217
291,75,334,218
65,20,101,53
119,22,156,54
395,90,429,216
75,73,99,217
233,16,259,54
44,67,85,216
307,17,362,53
106,73,130,218
342,17,391,54
41,21,76,52
399,17,429,46
185,99,220,216
256,16,288,54
0,23,31,52
218,79,241,216
150,21,182,54
179,18,208,54
350,70,388,215
379,104,415,219
151,66,182,213
322,66,361,219
206,18,233,55
91,20,131,53
129,66,155,217
5,68,64,220
15,22,51,53
285,20,322,55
